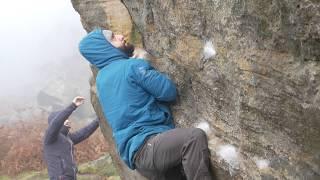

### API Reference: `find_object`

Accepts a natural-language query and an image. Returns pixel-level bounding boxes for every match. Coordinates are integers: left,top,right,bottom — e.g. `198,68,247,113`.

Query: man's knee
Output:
191,128,208,141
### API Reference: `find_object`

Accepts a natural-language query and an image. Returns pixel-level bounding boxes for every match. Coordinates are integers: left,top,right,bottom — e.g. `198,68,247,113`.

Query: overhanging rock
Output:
72,0,320,179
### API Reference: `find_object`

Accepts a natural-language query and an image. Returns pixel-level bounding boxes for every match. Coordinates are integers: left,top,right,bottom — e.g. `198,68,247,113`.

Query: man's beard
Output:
122,42,135,57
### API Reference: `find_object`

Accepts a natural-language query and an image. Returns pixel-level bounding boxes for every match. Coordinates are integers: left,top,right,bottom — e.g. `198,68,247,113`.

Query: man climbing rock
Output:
43,96,100,180
79,28,213,180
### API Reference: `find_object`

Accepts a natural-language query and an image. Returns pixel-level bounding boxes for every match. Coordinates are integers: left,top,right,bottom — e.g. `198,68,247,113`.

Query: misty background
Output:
0,0,94,123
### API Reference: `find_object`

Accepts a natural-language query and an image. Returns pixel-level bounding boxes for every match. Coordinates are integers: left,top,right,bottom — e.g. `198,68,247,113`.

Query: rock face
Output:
72,0,320,179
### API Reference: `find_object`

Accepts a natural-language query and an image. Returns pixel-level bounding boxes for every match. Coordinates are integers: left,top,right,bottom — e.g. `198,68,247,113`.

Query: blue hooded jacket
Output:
79,29,177,169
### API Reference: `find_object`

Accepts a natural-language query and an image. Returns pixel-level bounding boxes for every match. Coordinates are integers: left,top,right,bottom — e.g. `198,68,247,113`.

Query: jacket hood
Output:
79,28,129,69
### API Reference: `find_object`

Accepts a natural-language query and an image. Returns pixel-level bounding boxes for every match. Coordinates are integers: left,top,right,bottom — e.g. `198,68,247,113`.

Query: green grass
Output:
2,154,120,180
78,153,119,177
15,170,48,180
0,175,11,180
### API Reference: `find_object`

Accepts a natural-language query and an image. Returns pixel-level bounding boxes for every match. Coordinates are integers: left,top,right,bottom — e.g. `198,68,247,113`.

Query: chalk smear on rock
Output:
203,40,217,60
217,144,239,175
196,121,212,135
255,159,270,170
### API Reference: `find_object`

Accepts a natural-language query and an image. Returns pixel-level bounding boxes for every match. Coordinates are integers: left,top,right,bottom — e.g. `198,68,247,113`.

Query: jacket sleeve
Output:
132,60,177,102
69,118,99,145
44,103,77,145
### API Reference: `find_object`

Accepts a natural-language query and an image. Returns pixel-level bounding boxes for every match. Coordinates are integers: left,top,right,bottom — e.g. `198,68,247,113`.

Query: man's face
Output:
64,119,71,129
110,33,134,56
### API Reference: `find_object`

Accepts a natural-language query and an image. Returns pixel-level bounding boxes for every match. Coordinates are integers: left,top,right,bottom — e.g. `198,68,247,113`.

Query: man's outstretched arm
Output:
69,118,99,145
44,96,84,145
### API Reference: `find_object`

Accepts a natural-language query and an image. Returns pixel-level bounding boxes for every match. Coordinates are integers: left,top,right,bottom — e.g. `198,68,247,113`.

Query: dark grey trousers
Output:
134,128,213,180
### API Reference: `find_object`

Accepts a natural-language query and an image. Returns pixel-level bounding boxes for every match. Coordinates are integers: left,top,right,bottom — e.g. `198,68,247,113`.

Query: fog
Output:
0,0,93,121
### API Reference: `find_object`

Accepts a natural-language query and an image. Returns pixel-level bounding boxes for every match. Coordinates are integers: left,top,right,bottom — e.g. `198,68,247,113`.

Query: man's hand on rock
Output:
132,47,149,59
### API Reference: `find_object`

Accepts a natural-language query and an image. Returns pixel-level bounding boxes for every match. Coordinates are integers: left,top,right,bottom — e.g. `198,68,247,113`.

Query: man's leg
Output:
134,128,213,180
134,134,166,180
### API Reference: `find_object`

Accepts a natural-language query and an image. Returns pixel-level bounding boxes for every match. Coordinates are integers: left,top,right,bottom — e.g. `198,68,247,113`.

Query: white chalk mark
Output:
255,159,270,170
196,121,212,135
217,144,239,172
203,40,217,60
